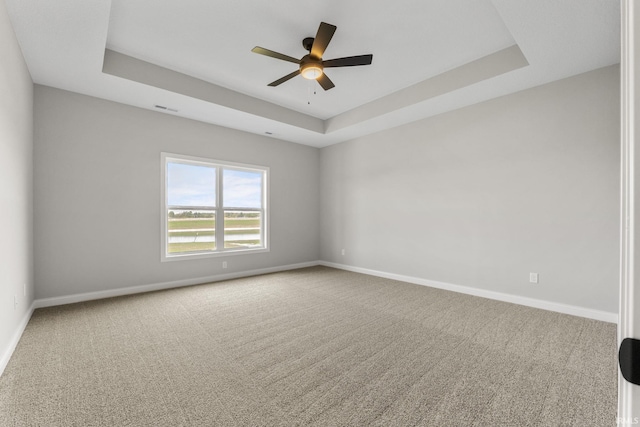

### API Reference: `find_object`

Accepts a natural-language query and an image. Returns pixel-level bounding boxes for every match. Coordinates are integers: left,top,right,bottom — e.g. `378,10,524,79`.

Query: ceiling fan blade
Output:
310,22,337,59
268,70,301,87
323,54,373,68
317,73,335,91
251,47,300,64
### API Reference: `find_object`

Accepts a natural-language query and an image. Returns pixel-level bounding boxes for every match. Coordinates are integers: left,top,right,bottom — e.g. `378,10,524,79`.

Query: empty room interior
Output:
0,0,626,426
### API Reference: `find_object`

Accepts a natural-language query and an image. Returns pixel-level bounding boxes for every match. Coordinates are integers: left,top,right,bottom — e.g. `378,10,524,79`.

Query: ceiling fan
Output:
251,22,373,91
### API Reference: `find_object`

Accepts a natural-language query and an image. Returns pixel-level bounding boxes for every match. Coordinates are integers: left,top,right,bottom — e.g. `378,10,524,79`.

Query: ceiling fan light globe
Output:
301,64,323,80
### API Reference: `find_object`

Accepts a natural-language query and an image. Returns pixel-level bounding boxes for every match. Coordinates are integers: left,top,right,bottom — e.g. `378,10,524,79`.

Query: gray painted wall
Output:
0,0,34,366
320,65,620,314
34,86,320,299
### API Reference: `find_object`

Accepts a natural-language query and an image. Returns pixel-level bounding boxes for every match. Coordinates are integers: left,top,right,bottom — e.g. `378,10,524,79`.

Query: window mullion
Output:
216,167,223,252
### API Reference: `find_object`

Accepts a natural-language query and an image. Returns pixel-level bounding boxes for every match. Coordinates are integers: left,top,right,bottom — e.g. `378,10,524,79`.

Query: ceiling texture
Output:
5,0,620,147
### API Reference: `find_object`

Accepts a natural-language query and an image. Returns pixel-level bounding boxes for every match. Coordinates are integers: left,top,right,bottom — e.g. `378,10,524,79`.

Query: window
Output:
161,153,268,261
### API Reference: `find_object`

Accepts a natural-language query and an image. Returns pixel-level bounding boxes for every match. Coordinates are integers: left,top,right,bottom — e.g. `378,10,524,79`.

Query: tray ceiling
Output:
5,0,620,147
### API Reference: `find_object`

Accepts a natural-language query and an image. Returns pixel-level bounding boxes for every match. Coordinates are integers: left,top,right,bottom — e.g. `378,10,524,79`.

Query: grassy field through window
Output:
167,214,261,253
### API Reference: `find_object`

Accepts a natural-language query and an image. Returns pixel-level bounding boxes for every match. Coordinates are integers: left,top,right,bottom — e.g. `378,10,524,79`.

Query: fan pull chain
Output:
307,82,317,105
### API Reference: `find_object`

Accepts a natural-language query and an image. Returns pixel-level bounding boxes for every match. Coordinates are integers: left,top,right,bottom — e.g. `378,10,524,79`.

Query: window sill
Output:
161,247,269,262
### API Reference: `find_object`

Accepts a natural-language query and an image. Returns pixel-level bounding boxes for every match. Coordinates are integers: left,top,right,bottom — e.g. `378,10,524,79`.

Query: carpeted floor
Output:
0,266,617,426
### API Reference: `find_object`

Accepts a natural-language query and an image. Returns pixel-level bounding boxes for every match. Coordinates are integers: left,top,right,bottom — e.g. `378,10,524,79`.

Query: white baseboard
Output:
34,261,320,309
34,260,618,322
319,261,618,324
0,301,35,378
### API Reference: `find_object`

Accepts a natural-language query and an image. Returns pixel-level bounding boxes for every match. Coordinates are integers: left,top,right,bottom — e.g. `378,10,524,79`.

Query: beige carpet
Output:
0,266,617,426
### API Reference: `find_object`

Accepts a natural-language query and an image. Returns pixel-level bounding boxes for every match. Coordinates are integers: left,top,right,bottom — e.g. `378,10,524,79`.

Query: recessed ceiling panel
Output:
106,0,516,119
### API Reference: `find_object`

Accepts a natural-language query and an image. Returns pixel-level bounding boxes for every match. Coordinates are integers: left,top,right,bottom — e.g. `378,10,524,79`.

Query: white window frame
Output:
161,152,269,262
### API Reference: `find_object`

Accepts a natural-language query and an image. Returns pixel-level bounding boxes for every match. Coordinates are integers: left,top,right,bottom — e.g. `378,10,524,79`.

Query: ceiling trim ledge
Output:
102,49,325,133
325,44,528,133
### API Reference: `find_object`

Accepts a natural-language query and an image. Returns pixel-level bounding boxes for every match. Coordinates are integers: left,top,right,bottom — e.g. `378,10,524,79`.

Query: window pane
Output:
224,211,261,249
163,154,267,260
168,208,216,253
223,169,262,208
168,162,216,207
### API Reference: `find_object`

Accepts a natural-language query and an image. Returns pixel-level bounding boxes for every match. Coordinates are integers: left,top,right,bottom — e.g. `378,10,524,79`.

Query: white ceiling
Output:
4,0,620,147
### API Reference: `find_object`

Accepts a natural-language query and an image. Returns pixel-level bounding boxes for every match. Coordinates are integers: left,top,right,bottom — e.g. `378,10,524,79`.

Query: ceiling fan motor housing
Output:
300,54,324,79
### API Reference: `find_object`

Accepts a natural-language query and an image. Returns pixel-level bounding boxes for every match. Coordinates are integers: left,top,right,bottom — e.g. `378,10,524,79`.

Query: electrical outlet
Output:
529,273,539,284
222,261,228,269
341,249,345,256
